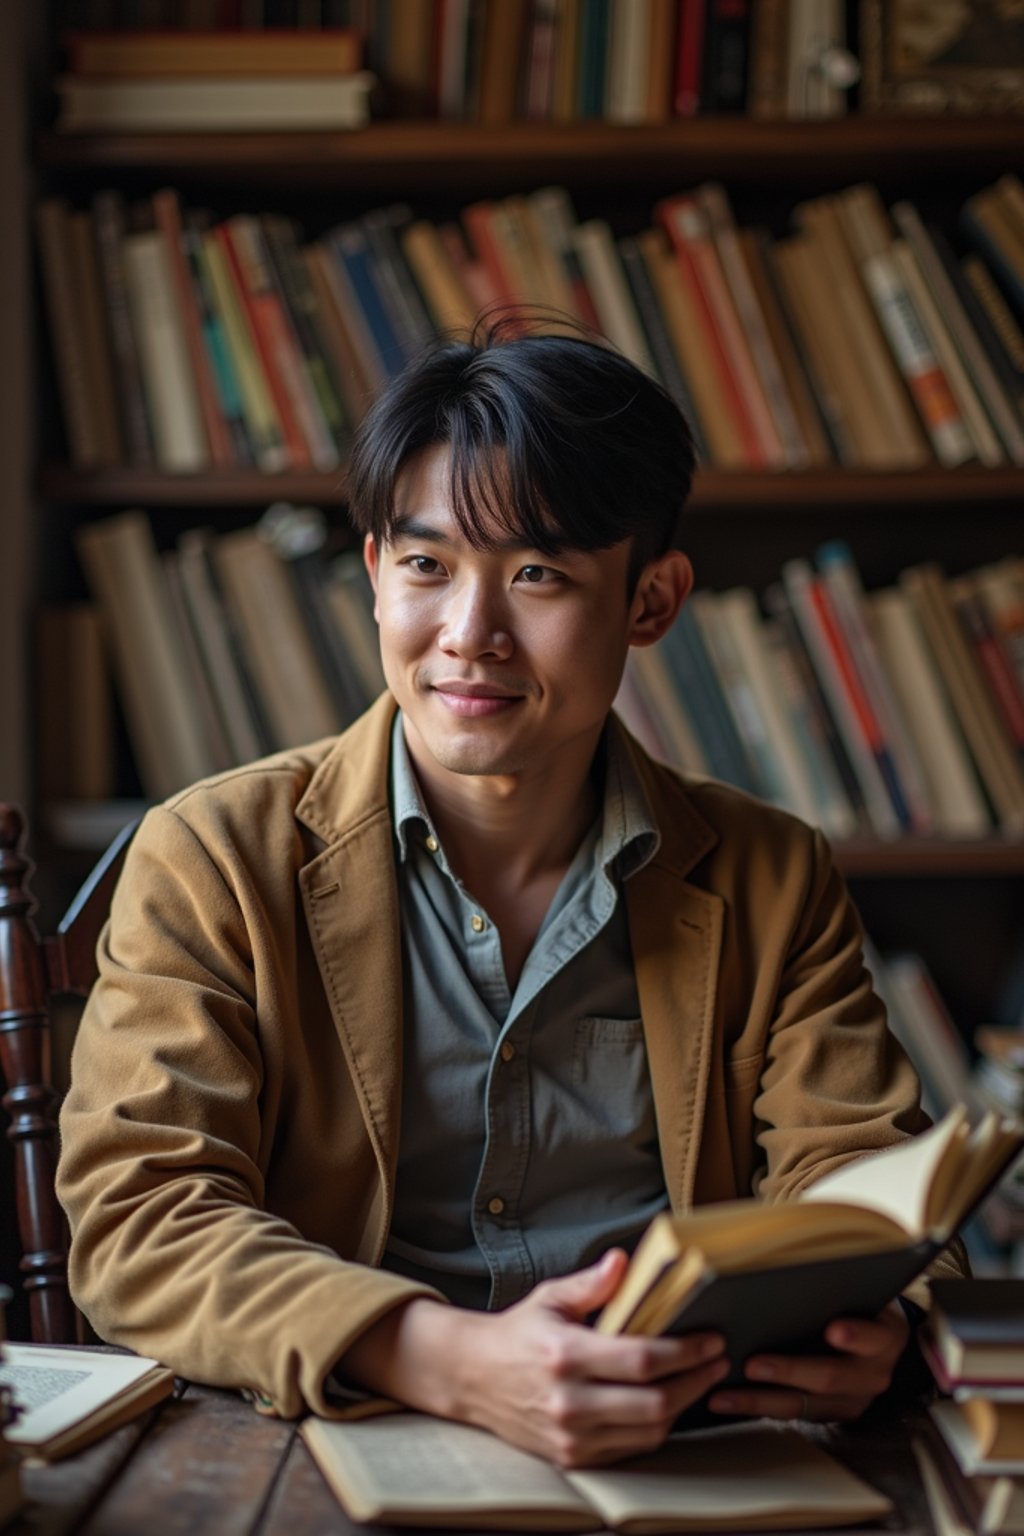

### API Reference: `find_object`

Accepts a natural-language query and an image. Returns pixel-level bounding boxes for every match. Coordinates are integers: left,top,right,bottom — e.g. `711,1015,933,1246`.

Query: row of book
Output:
617,545,1024,844
55,26,375,133
916,1280,1024,1536
40,503,1024,847
36,174,1024,476
52,1,1024,124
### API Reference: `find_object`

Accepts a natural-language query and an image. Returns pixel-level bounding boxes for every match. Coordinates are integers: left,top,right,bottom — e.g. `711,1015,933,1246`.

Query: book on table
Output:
595,1106,1022,1386
300,1411,892,1531
913,1422,1024,1536
0,1344,175,1461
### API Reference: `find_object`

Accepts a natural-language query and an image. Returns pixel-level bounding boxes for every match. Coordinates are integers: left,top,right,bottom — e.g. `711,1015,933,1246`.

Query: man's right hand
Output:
339,1249,729,1467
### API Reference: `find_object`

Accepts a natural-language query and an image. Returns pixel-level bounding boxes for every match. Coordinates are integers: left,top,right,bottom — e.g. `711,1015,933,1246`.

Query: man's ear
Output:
628,549,693,648
363,532,381,623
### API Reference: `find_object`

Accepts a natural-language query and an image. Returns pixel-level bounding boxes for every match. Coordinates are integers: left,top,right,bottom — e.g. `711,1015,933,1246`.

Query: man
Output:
57,330,963,1469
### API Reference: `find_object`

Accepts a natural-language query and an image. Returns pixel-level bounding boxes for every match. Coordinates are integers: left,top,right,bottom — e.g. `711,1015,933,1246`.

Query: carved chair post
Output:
0,806,75,1343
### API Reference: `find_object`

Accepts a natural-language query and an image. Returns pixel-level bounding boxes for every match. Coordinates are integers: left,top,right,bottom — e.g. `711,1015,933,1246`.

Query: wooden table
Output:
8,1381,934,1536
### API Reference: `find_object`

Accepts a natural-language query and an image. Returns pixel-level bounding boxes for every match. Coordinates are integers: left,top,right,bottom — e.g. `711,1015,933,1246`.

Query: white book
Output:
122,231,207,472
571,220,654,375
0,1344,174,1461
870,587,991,838
56,72,375,133
606,0,652,123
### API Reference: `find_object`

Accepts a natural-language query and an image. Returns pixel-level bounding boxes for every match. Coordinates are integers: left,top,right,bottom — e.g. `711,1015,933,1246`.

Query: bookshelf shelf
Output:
34,117,1024,192
834,840,1024,879
37,465,1024,511
39,797,1024,873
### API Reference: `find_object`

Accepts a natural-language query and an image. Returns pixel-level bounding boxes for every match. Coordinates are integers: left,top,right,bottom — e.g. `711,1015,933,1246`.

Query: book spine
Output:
859,249,974,468
950,578,1024,758
91,191,155,466
673,0,705,115
69,210,125,467
617,234,708,457
182,222,255,466
327,223,410,377
201,229,289,471
656,196,765,465
219,218,315,469
260,215,350,456
153,188,234,468
121,231,208,473
700,0,750,114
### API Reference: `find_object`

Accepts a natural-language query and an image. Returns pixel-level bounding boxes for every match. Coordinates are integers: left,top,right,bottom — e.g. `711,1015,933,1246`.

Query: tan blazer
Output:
57,694,963,1419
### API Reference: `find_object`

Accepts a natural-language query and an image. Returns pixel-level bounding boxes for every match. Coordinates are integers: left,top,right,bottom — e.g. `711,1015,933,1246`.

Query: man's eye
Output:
408,556,442,575
517,565,558,584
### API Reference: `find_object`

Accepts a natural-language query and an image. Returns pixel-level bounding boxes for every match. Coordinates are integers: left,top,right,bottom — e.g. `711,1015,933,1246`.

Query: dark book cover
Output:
931,1279,1024,1347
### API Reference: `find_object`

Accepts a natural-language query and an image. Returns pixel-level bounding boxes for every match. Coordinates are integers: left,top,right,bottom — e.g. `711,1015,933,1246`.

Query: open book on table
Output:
301,1411,893,1531
596,1106,1022,1383
0,1344,175,1460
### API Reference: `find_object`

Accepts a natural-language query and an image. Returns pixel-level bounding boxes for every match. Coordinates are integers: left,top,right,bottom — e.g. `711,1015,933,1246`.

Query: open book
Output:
597,1107,1022,1382
0,1344,175,1460
300,1411,892,1531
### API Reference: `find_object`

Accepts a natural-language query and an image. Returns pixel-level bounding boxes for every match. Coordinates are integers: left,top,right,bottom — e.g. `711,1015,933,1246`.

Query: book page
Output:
0,1345,168,1447
800,1106,968,1235
301,1413,594,1523
566,1424,892,1531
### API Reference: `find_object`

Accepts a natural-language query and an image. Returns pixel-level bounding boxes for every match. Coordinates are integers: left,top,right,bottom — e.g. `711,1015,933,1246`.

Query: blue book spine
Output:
327,226,407,379
660,609,759,793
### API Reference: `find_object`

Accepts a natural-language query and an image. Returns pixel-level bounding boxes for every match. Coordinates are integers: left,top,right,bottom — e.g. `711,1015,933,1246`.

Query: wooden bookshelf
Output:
35,117,1024,192
37,464,1024,511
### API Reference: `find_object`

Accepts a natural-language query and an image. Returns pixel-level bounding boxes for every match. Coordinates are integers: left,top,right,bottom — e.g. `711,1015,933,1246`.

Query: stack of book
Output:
916,1279,1024,1536
55,28,375,132
616,544,1024,842
35,175,1024,474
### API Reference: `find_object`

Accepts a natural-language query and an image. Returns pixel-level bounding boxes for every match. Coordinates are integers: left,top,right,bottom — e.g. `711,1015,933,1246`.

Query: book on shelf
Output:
299,1411,892,1532
932,1400,1024,1479
595,1106,1022,1383
54,72,377,132
76,512,225,800
0,1344,175,1462
61,27,364,77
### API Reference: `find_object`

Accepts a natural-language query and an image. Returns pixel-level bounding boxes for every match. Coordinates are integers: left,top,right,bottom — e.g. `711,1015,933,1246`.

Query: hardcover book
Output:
595,1107,1021,1389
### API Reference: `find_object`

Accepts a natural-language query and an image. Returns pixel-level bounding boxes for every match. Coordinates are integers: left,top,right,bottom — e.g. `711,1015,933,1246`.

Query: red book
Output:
152,189,234,469
217,219,312,471
673,0,706,116
656,194,763,464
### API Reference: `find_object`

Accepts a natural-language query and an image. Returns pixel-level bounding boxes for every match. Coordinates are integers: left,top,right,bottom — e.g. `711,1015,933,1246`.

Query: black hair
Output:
346,320,696,592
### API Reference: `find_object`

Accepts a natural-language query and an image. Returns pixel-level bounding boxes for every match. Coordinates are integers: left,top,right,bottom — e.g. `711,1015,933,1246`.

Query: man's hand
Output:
340,1249,729,1467
705,1299,911,1422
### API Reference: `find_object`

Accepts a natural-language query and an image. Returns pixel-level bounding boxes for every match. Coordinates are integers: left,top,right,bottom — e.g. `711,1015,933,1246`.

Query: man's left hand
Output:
705,1300,911,1422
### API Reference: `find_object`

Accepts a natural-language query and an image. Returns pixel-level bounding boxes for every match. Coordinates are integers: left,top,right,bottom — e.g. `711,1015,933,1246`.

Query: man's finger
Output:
825,1308,908,1357
537,1250,630,1319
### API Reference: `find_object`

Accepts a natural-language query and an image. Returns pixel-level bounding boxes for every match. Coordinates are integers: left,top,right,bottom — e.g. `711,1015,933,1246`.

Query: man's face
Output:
363,443,649,787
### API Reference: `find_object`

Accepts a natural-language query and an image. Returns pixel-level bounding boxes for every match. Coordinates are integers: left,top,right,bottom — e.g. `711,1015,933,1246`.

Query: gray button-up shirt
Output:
382,713,670,1310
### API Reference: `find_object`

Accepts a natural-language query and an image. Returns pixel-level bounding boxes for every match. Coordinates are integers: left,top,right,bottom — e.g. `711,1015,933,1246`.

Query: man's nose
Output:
438,580,514,660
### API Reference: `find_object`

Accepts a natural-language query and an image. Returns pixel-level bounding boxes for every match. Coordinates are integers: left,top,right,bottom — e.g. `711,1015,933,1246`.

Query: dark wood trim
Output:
37,463,1024,511
35,116,1024,189
835,839,1024,878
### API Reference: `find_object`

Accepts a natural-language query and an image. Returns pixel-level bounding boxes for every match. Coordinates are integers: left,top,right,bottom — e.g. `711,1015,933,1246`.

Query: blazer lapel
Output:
618,717,724,1214
296,695,404,1260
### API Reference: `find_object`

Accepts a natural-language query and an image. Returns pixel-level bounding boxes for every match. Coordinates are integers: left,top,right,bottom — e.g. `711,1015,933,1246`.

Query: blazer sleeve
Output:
750,825,969,1299
57,804,443,1419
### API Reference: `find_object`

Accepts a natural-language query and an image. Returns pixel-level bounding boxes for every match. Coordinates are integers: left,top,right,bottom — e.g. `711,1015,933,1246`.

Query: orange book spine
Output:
656,196,763,465
217,221,310,470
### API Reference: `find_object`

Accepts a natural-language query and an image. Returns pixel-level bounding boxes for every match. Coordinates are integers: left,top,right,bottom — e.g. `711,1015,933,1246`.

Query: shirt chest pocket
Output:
570,1016,654,1143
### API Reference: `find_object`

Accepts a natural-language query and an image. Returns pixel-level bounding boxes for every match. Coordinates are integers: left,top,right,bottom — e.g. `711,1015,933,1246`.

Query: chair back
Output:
0,806,136,1341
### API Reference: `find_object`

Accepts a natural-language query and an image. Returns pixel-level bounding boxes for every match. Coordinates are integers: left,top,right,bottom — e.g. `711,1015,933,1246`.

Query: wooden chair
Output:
0,805,137,1342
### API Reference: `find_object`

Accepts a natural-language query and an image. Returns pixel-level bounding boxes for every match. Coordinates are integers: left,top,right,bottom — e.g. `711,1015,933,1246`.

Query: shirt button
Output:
500,1041,515,1063
470,913,485,933
488,1196,505,1216
425,835,438,853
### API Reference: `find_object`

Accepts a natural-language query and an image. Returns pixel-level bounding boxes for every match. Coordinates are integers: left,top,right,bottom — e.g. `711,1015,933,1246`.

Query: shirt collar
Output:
389,710,661,879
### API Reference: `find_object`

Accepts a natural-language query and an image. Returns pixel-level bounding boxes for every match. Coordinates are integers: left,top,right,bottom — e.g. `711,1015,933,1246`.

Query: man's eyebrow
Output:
389,514,556,554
